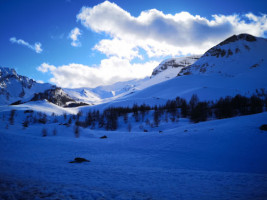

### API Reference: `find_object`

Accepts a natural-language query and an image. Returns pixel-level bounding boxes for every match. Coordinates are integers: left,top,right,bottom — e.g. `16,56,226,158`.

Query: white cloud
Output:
37,2,267,89
37,57,159,88
37,63,56,73
94,38,142,59
69,27,82,47
10,37,43,53
77,1,267,58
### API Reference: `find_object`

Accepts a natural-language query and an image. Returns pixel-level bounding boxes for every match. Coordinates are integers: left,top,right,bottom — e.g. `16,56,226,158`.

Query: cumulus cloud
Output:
37,63,56,73
37,57,158,88
94,38,142,59
69,27,82,47
77,1,267,58
37,2,267,89
10,37,43,53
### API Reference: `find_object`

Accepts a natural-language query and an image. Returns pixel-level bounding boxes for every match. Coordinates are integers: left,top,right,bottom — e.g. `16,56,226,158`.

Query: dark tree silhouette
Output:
190,102,209,123
9,110,16,125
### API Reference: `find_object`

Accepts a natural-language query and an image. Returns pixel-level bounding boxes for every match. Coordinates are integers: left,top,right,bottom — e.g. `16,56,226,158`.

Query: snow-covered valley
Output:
1,33,267,200
1,112,267,200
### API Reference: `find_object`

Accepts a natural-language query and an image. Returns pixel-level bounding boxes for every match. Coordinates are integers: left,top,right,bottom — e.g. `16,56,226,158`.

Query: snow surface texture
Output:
0,113,267,199
0,100,79,115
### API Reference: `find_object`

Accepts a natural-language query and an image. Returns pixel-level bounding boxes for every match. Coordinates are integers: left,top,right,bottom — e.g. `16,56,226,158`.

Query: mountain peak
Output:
0,66,82,107
219,33,257,46
202,33,262,59
0,66,18,77
178,33,267,77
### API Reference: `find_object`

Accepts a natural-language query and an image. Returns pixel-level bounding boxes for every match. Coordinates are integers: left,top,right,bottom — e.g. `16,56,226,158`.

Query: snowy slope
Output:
151,55,200,77
63,79,142,105
1,33,267,200
64,56,200,105
1,112,267,199
89,34,267,108
178,34,267,76
0,100,78,115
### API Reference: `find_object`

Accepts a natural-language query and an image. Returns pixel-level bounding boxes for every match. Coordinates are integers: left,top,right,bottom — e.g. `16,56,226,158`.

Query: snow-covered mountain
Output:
2,33,266,109
89,33,267,109
63,79,141,105
0,67,78,107
64,56,200,105
151,55,200,78
178,34,267,76
1,34,267,200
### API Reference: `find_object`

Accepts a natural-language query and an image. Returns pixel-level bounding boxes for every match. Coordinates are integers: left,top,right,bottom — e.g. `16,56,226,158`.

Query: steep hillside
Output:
64,56,200,105
151,55,200,77
178,34,267,76
89,34,267,109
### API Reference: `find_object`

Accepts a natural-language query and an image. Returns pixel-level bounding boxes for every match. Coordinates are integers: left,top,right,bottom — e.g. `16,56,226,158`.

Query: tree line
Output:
3,90,267,134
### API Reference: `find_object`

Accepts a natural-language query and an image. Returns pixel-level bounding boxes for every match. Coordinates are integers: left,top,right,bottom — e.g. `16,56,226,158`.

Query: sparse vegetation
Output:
22,118,29,128
9,110,16,125
74,125,80,138
3,90,267,134
260,124,267,131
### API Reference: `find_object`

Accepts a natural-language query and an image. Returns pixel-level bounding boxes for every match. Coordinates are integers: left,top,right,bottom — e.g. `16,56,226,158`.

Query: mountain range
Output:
0,33,266,110
1,34,267,200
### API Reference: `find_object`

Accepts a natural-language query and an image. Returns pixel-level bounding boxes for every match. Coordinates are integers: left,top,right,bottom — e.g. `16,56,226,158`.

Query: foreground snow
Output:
0,112,267,199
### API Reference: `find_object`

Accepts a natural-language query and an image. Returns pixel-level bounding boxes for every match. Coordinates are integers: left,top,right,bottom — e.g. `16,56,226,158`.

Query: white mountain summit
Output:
0,67,78,107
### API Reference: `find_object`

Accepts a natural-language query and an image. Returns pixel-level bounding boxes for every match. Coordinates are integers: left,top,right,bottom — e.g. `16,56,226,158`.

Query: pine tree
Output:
153,110,160,127
190,102,209,123
74,125,80,138
180,99,188,118
22,117,29,128
189,94,199,111
98,114,105,128
85,112,92,127
250,95,263,114
9,110,16,125
123,113,128,124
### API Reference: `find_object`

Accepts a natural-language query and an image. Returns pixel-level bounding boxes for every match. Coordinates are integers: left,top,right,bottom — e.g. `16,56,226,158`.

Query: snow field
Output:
1,112,267,199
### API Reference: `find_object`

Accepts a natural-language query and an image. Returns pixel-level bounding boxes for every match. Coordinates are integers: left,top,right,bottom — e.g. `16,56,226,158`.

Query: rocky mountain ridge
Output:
0,67,79,107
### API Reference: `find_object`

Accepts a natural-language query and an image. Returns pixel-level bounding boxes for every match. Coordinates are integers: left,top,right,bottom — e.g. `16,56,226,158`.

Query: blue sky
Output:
1,0,267,88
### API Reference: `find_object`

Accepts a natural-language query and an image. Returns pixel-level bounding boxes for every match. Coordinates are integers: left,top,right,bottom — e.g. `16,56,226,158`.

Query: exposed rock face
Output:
178,34,267,77
0,67,81,107
0,67,39,104
151,56,200,77
31,87,76,107
201,34,257,59
219,34,256,46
